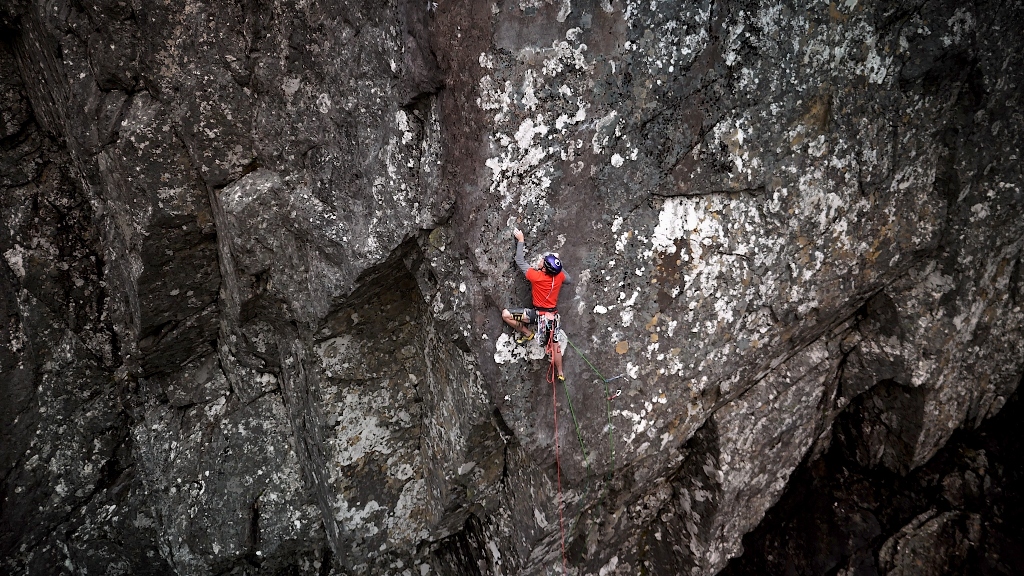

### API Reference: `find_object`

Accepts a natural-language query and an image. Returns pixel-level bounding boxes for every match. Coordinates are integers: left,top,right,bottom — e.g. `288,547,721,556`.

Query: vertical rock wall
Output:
1,0,1022,575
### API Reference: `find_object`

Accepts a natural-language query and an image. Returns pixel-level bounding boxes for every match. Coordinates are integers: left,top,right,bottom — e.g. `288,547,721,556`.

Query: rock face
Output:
1,0,1022,575
721,389,1024,576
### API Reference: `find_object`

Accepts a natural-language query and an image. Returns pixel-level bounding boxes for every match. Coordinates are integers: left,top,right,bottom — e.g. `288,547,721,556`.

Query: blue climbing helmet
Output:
542,253,562,275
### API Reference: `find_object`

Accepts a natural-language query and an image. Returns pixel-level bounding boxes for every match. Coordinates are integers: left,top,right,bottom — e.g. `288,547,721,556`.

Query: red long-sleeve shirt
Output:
525,267,566,310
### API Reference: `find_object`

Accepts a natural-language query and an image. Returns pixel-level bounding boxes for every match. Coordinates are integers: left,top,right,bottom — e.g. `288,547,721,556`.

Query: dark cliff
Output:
1,0,1022,574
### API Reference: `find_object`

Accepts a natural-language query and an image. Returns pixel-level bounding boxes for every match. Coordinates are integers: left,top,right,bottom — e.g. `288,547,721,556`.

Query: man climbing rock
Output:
501,228,573,381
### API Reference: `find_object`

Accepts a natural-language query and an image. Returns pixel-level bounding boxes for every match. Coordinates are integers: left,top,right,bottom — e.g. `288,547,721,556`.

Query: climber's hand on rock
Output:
513,229,524,242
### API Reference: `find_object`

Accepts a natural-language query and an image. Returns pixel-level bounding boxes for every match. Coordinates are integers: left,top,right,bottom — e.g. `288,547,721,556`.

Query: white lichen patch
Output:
621,0,711,75
331,398,394,466
494,332,548,364
335,499,383,535
514,117,549,150
282,77,301,99
476,25,607,241
386,479,429,545
221,169,282,214
316,335,357,377
395,110,416,144
942,8,975,47
3,244,26,278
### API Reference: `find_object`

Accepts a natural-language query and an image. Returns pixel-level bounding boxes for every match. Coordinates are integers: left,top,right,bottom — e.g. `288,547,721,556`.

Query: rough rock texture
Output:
721,387,1024,576
1,0,1023,575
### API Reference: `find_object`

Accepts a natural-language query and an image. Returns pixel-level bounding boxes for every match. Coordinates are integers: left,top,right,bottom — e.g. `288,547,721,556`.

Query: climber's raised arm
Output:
513,228,530,274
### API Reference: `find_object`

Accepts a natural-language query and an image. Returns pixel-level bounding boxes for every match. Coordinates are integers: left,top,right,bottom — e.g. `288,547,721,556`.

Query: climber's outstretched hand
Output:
513,228,524,242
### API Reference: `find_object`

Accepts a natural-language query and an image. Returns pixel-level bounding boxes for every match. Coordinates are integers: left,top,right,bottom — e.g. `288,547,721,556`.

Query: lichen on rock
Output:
1,0,1022,574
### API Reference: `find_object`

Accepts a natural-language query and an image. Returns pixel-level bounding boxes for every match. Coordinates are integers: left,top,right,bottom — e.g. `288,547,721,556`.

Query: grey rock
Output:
1,0,1022,574
877,510,972,576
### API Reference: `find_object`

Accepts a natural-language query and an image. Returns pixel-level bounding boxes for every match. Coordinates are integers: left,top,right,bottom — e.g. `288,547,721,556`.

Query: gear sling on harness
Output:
539,311,562,383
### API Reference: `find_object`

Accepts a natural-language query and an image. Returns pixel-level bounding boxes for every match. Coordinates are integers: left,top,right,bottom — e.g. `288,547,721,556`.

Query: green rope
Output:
559,335,621,539
562,381,590,466
561,379,591,537
565,336,609,381
564,336,617,473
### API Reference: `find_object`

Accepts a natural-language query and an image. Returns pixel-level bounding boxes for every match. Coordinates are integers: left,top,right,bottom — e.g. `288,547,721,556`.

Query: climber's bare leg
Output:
502,309,533,337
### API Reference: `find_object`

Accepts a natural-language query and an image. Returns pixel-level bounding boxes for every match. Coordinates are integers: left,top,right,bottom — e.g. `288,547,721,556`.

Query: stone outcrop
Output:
1,0,1022,574
722,388,1024,576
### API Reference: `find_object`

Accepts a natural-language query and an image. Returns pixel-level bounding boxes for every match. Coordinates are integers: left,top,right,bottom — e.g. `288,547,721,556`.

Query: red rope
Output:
544,316,559,384
552,369,568,574
538,313,567,572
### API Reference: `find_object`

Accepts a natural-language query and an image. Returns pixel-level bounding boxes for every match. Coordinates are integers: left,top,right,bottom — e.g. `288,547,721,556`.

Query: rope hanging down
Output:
544,332,624,573
564,335,621,475
541,321,569,573
550,365,568,574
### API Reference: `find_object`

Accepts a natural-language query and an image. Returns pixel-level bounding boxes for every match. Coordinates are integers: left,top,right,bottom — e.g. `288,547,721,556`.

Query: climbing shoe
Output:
557,374,565,382
516,331,535,344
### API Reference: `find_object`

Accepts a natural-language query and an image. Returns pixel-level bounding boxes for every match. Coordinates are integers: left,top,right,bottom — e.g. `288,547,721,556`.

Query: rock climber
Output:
501,228,573,381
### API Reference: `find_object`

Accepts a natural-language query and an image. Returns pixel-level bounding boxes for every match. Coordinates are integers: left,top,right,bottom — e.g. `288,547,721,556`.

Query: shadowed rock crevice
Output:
637,419,724,575
836,379,928,476
308,237,503,572
431,514,496,576
722,385,1024,576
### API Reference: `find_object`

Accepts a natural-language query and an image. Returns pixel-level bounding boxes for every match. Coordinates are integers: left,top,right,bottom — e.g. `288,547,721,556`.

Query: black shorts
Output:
506,307,538,325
